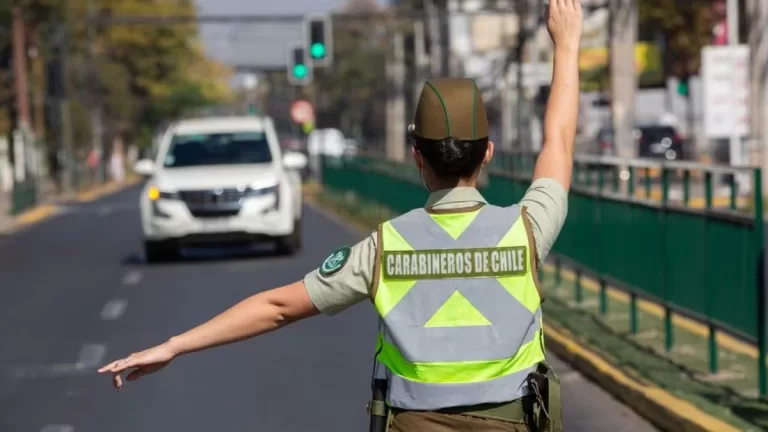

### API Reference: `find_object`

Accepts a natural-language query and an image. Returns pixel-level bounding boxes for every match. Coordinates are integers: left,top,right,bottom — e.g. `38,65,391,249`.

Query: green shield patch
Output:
319,247,351,276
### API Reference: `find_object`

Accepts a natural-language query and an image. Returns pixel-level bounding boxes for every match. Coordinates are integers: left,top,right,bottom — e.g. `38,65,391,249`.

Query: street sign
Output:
290,100,315,124
701,45,750,138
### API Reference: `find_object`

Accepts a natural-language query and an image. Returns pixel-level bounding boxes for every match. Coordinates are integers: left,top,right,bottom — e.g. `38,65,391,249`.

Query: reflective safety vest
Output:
372,203,546,411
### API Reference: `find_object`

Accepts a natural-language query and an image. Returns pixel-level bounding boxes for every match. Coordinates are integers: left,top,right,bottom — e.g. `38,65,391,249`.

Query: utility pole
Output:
413,19,428,107
515,0,533,152
386,30,406,162
87,0,105,183
424,0,447,77
609,0,638,191
12,6,31,131
437,0,450,76
53,7,75,194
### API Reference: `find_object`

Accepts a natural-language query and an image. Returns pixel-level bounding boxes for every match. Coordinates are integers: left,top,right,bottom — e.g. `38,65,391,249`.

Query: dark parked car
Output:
595,125,685,161
634,125,685,161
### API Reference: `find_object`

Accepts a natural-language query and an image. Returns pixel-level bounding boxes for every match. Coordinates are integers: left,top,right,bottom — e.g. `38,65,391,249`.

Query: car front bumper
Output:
143,194,294,244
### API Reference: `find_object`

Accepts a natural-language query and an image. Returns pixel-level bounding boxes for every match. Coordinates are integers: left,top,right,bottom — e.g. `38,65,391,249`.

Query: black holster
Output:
368,378,389,432
524,363,563,432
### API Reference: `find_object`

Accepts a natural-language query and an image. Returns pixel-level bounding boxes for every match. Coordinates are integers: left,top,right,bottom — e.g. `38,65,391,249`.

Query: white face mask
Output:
420,163,432,193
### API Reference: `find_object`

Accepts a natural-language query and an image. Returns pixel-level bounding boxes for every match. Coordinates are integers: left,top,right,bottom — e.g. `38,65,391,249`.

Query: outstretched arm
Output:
98,281,319,389
99,235,377,390
168,281,319,354
532,0,583,192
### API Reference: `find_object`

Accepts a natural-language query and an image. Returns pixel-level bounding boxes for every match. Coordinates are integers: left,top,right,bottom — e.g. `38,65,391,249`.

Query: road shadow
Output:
121,244,293,267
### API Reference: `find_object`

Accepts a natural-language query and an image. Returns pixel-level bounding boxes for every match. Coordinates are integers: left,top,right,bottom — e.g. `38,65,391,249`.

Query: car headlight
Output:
247,183,281,211
246,184,279,197
148,186,179,201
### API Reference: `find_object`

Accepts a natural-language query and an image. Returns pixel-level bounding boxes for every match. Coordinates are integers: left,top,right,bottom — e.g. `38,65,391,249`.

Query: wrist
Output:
166,336,185,357
553,43,579,57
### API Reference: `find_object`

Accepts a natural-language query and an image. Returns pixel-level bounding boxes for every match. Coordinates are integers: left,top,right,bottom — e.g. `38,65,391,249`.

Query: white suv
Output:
133,116,308,262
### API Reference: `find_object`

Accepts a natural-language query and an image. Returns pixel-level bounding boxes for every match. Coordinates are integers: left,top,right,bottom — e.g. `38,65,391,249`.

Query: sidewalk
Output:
0,175,140,233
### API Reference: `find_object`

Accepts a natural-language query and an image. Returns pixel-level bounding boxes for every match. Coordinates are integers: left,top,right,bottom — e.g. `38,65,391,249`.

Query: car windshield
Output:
163,132,272,168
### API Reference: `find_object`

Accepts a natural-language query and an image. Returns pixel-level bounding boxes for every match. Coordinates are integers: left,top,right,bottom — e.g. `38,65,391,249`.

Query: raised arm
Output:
532,0,583,192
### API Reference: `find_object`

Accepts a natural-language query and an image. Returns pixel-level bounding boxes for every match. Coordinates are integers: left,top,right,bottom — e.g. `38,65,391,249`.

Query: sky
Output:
195,0,386,15
193,0,388,73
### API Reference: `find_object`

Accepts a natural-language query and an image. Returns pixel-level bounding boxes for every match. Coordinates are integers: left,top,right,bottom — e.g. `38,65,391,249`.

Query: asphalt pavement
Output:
0,186,658,432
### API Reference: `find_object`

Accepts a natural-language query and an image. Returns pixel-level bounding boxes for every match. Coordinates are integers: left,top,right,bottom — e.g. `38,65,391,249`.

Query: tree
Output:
0,0,232,149
638,0,714,77
313,0,389,142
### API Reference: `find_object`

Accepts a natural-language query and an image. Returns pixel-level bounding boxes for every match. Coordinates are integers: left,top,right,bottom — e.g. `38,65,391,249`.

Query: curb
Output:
544,321,739,432
1,204,59,233
304,185,742,432
1,177,141,234
76,176,140,203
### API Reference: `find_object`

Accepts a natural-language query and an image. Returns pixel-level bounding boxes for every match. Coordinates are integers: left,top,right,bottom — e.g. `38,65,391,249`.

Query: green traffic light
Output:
293,64,307,79
677,82,689,96
310,42,326,59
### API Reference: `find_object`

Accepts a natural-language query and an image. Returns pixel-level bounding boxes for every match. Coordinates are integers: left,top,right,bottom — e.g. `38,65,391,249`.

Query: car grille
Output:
179,188,246,218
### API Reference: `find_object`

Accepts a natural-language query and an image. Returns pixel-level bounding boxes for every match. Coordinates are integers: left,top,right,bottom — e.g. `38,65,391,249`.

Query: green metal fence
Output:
321,152,767,395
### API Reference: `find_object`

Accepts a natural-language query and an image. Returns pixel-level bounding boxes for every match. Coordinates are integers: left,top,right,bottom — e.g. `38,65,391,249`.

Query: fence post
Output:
598,167,607,315
630,292,638,334
754,168,766,397
662,167,674,353
575,267,583,304
704,171,719,373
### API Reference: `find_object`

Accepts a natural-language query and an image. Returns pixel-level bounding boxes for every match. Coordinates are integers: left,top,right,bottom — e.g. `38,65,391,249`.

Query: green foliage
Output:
0,0,232,146
638,0,714,75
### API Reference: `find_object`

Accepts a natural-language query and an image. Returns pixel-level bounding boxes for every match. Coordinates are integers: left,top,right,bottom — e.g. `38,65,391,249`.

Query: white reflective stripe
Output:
389,205,521,250
385,363,537,410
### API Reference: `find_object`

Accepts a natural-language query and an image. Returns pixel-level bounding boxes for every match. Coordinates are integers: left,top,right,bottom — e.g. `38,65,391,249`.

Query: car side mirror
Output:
283,152,308,170
133,159,156,177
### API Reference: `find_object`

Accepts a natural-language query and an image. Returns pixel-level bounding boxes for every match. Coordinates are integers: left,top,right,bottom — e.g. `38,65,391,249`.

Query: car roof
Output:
172,116,272,135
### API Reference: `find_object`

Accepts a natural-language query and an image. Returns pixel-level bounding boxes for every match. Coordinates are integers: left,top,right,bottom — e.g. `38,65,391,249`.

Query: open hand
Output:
546,0,583,50
98,342,177,390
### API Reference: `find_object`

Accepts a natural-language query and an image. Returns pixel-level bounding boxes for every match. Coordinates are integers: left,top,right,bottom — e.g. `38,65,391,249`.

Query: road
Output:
0,186,657,432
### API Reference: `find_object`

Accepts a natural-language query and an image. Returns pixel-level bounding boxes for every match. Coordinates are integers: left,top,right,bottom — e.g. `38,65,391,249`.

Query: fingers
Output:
99,354,138,374
112,372,123,390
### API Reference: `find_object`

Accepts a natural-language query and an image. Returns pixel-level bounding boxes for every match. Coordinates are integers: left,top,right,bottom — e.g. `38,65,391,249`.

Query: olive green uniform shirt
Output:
305,178,568,315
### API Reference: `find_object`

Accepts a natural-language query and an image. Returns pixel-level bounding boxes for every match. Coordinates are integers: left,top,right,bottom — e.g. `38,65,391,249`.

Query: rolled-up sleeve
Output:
303,232,377,315
519,178,568,264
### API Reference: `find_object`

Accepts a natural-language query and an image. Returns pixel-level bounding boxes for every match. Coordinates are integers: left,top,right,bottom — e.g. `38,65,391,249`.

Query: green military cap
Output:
411,77,489,141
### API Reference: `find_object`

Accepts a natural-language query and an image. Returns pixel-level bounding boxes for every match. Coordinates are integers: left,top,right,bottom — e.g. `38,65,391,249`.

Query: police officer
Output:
99,1,581,430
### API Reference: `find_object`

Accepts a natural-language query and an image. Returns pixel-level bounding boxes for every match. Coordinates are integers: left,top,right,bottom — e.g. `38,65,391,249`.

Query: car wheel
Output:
144,240,179,264
275,219,302,255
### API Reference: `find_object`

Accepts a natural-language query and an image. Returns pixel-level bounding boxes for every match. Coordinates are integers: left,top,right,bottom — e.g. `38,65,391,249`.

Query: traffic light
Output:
677,75,689,97
287,42,312,85
247,103,258,116
305,14,333,67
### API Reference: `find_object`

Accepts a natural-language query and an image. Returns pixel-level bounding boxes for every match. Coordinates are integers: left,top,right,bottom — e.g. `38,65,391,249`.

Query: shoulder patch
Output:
319,247,351,276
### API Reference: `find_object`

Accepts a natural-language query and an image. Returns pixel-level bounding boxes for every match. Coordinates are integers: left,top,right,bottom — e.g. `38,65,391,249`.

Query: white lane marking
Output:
97,206,113,216
40,425,74,432
100,299,127,320
122,270,142,286
77,344,106,369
